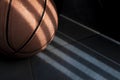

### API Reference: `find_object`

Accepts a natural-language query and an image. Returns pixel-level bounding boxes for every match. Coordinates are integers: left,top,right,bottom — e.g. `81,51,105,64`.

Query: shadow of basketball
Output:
0,0,58,59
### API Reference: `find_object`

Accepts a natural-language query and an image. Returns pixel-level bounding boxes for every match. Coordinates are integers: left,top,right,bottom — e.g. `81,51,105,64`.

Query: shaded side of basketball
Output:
0,0,15,56
0,0,58,58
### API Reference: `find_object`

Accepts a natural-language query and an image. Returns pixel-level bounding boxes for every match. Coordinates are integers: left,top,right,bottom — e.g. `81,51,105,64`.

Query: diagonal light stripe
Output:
54,36,69,45
37,53,83,80
47,45,107,80
13,0,39,29
53,36,120,80
46,36,70,50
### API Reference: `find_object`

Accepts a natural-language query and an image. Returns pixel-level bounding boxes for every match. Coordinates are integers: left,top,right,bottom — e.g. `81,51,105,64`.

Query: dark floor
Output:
0,15,120,80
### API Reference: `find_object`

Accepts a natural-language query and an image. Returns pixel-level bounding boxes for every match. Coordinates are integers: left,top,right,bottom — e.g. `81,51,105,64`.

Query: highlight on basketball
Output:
0,0,58,58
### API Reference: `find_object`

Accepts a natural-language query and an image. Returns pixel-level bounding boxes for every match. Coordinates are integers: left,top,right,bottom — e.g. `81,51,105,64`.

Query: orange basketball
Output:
0,0,58,58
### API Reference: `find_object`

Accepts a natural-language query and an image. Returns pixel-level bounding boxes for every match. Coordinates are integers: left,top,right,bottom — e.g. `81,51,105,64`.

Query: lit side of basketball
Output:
0,0,58,58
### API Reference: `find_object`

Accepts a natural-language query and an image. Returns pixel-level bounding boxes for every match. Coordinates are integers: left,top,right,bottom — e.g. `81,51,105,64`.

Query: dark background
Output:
54,0,120,42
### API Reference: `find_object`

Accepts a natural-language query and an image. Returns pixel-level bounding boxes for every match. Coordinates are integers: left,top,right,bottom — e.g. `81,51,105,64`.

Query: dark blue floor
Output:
0,15,120,80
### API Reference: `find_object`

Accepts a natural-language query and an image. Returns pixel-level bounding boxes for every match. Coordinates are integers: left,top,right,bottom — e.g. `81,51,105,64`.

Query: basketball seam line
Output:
17,31,56,54
6,0,15,51
14,0,47,53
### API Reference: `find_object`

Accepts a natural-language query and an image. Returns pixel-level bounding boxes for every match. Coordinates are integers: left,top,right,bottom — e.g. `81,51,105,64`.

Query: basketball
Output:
0,0,58,58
